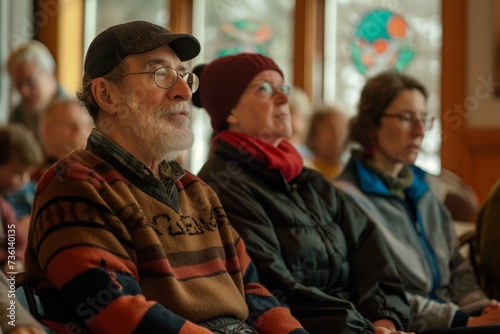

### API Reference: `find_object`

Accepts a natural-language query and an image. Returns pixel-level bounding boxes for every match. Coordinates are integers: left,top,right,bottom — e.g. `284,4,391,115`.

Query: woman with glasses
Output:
194,53,414,334
334,70,500,332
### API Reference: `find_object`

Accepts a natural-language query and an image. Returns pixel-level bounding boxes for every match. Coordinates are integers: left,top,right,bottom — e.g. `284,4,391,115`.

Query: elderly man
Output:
7,40,63,140
39,97,94,164
23,21,306,334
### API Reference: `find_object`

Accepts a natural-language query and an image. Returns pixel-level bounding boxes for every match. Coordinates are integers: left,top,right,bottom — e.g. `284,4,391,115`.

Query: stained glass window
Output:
324,0,442,173
190,0,295,173
83,0,169,52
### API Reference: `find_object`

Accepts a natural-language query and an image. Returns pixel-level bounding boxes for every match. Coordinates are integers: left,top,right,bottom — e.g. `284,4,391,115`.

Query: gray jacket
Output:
334,155,488,332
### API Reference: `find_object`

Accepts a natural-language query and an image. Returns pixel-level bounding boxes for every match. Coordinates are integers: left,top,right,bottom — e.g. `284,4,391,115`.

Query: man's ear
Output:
91,78,119,116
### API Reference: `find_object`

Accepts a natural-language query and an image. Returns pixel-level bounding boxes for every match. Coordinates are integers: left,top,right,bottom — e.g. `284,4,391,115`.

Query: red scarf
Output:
213,131,303,182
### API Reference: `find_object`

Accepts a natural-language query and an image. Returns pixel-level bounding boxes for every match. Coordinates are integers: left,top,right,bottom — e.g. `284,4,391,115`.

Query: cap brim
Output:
167,35,201,61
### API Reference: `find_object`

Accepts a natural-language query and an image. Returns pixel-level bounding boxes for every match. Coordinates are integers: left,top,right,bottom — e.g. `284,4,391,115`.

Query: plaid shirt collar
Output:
87,129,185,195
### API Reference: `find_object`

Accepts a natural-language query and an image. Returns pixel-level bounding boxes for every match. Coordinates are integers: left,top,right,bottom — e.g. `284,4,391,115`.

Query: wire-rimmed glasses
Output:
246,81,291,99
122,66,199,93
381,113,436,130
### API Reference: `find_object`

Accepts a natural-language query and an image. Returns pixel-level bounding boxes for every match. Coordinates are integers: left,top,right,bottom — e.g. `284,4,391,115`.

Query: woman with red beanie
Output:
194,53,412,334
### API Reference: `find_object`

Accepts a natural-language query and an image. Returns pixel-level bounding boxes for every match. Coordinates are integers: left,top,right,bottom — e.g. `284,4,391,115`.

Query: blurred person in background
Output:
7,40,66,141
475,179,500,300
306,105,349,180
39,97,94,164
288,86,313,161
0,124,43,273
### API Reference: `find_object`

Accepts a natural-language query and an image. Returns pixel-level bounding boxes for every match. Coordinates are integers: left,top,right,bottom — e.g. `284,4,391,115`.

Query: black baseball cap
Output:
83,20,201,79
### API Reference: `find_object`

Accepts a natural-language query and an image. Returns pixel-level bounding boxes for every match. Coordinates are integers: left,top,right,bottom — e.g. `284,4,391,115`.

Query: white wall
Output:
466,0,500,128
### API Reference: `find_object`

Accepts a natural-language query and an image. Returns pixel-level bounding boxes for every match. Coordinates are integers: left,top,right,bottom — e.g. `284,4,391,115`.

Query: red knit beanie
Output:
192,53,283,132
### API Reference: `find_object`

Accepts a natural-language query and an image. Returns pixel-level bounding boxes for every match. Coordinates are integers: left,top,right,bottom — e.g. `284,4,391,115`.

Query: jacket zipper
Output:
399,198,441,299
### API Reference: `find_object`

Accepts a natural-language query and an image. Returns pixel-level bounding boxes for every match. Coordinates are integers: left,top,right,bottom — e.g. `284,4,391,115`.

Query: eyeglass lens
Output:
154,67,199,92
255,82,290,97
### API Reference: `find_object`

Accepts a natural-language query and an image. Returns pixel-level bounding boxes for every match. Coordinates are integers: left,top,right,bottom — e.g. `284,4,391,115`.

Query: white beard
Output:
120,92,194,162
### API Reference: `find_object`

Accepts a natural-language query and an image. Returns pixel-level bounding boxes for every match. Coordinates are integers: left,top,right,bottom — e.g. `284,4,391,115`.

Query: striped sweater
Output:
24,147,306,334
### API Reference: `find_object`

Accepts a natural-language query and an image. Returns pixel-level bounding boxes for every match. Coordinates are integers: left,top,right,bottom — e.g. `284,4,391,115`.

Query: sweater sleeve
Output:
27,175,213,334
233,236,308,334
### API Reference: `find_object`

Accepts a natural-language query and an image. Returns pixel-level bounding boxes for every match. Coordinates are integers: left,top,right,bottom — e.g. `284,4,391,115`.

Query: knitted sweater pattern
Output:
24,149,305,334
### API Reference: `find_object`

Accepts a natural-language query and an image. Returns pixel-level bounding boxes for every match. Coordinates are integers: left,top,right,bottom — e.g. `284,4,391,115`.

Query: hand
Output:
373,319,397,331
373,319,414,334
11,326,46,334
468,304,500,326
482,299,499,315
374,327,414,334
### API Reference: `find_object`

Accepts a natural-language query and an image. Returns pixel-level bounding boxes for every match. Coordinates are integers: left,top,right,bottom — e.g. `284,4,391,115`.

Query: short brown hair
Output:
349,70,428,149
0,124,43,166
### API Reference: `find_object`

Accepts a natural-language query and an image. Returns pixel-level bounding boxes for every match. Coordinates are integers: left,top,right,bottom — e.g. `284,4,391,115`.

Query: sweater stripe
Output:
60,268,141,308
89,296,154,333
46,246,137,287
33,195,116,225
165,242,238,266
37,222,135,260
252,306,304,334
133,303,183,333
138,256,241,281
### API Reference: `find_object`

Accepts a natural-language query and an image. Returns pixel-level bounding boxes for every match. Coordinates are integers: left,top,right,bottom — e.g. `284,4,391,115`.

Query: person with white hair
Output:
6,40,64,140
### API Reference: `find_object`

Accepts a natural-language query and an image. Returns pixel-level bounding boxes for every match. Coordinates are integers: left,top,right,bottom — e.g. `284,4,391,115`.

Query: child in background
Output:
0,124,43,273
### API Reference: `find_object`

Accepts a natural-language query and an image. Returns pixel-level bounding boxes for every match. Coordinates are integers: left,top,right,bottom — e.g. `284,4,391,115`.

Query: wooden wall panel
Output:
35,0,83,94
293,0,318,101
441,0,467,179
466,129,500,203
441,0,500,206
169,0,193,34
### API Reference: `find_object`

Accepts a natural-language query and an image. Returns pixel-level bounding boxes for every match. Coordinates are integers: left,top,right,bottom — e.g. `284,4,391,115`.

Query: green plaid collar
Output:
87,129,185,194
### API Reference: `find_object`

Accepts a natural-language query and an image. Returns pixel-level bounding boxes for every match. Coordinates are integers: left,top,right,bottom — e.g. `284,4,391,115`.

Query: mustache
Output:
159,102,191,117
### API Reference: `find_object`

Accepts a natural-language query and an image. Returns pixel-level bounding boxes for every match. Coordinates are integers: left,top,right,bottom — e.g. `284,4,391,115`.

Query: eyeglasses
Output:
121,66,199,93
246,81,290,99
381,113,436,130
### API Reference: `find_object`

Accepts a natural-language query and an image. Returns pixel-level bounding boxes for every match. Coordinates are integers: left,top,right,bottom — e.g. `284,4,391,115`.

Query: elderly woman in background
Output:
333,70,500,333
305,105,349,180
194,53,413,334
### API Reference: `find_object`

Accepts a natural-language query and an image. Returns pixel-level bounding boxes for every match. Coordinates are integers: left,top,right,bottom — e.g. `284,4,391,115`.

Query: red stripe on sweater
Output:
178,321,214,334
252,306,304,333
244,282,274,297
139,255,241,280
88,295,154,334
46,246,137,287
42,151,130,192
